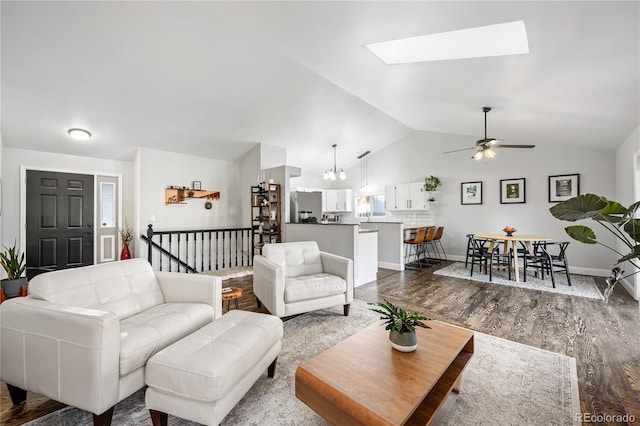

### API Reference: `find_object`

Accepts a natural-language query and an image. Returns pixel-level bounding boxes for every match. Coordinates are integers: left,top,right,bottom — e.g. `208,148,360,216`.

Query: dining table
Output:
473,233,552,283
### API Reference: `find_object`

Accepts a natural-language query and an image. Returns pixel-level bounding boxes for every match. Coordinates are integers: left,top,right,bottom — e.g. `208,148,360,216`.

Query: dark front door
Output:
26,170,94,279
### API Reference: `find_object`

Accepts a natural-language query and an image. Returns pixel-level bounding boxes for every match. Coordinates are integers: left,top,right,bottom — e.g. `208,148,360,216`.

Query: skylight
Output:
365,20,529,64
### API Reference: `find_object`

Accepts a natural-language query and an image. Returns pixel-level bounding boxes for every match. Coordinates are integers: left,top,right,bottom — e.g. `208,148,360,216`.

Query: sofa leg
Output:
256,297,262,309
6,384,27,406
343,304,350,316
149,409,169,426
268,357,278,378
92,406,114,426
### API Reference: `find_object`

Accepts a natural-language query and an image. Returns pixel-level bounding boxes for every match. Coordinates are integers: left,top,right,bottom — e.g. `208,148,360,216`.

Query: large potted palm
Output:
549,194,639,301
0,243,27,298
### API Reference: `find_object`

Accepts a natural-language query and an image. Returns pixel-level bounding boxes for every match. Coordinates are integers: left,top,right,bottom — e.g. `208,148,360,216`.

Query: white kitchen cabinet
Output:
385,182,429,211
322,189,353,212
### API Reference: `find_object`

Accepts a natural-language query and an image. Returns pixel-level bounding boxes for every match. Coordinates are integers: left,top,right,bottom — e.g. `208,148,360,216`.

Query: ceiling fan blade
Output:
442,147,476,154
494,144,536,149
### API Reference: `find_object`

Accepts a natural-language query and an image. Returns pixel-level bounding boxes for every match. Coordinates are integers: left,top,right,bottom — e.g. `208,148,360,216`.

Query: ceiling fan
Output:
443,107,535,160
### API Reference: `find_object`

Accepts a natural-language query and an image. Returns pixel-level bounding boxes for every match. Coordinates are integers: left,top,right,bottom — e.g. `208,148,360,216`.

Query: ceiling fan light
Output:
330,171,337,180
338,169,346,180
323,171,330,180
472,149,484,160
484,148,496,159
487,139,498,146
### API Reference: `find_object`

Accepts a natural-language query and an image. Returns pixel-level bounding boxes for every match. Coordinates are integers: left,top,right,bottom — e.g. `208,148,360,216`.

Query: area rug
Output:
26,300,580,426
434,261,604,301
200,266,253,280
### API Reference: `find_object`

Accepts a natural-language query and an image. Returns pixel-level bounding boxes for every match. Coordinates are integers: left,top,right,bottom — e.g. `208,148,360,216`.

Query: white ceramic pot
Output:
389,329,417,352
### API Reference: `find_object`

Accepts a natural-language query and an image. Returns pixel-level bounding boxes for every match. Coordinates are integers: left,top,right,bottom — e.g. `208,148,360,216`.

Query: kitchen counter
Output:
284,223,377,286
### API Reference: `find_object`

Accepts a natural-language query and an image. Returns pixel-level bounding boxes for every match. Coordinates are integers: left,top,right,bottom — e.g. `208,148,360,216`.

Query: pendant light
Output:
323,144,346,180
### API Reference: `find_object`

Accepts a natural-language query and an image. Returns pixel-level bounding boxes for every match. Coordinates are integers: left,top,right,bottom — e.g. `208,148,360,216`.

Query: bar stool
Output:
432,226,447,260
421,227,439,265
404,227,427,270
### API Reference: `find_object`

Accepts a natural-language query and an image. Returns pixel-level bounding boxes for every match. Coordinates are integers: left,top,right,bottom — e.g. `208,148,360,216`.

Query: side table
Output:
221,287,243,312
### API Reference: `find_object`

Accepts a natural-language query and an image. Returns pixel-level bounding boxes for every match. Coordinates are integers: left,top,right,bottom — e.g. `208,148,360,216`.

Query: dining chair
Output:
470,237,512,282
541,242,572,287
404,227,427,270
464,234,475,267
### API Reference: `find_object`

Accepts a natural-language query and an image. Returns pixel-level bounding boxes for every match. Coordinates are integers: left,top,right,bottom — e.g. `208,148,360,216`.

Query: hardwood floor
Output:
2,264,639,425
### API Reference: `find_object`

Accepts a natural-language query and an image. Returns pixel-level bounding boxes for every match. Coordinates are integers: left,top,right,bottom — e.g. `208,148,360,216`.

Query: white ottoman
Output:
145,310,283,426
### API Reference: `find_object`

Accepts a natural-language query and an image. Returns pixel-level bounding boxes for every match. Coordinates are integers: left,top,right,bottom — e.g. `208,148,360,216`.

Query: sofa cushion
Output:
263,241,323,278
284,273,347,303
29,258,164,320
119,302,214,375
145,310,283,402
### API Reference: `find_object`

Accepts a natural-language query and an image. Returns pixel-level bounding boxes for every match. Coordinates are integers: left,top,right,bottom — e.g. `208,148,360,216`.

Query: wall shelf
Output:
165,188,220,205
251,184,281,256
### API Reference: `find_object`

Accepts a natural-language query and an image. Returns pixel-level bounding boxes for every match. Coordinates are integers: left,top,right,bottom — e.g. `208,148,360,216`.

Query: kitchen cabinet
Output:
385,183,429,211
322,189,353,212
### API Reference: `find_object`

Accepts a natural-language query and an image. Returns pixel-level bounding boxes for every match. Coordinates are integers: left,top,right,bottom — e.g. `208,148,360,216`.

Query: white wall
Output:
137,148,242,238
333,130,618,275
2,147,134,259
615,125,640,299
260,143,286,169
239,145,261,228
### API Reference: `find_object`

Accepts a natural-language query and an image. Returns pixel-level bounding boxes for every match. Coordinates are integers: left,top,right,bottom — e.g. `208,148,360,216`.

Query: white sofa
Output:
253,241,353,318
0,258,222,425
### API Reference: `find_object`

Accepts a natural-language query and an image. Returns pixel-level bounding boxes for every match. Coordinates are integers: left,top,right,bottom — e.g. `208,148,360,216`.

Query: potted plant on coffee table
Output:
368,299,431,352
0,243,27,298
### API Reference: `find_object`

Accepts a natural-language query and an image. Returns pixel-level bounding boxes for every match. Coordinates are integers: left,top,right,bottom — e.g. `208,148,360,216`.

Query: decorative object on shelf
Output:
323,144,346,180
251,184,281,256
204,201,212,210
165,188,220,204
422,175,441,192
550,194,639,302
548,173,579,203
0,243,27,298
192,181,201,190
368,299,430,352
502,226,517,237
461,181,483,205
120,224,134,260
500,177,526,204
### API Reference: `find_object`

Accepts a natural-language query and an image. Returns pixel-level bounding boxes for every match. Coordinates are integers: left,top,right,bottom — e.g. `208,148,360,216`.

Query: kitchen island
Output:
285,223,377,287
359,222,435,271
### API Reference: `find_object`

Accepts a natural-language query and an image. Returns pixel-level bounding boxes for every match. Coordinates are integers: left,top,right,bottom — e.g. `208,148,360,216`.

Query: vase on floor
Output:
120,245,131,260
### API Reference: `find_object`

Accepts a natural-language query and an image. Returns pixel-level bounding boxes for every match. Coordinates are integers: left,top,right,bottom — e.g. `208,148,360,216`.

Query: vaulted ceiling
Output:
2,1,638,176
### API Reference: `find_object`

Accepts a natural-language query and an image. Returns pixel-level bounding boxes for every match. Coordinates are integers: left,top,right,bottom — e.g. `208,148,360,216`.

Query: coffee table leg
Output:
452,375,462,393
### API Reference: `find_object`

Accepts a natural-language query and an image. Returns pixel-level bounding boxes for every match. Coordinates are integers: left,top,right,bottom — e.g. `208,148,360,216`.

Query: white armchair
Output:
253,241,353,318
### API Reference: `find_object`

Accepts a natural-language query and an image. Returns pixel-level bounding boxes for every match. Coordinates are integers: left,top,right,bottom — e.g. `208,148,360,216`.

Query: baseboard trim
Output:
378,261,403,271
620,276,639,301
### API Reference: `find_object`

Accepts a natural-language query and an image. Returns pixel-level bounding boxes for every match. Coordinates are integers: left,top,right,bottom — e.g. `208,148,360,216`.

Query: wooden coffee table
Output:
295,320,474,425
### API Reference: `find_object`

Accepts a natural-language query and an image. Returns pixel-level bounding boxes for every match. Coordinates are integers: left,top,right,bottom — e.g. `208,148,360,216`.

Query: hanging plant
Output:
422,175,441,192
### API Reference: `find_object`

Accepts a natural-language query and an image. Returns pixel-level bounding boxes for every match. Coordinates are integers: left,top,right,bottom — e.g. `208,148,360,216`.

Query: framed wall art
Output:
548,173,579,203
500,178,526,204
461,181,483,205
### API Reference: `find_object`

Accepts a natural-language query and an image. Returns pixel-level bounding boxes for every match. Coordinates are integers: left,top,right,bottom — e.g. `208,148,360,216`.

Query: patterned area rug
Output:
434,261,604,301
26,300,580,426
200,266,253,280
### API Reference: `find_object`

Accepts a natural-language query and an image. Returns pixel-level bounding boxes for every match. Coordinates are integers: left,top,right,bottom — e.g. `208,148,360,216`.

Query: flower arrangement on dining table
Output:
502,226,517,236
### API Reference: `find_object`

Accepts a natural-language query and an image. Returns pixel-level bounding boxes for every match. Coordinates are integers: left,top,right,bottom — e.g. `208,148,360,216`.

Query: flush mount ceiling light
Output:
68,128,92,141
323,144,346,181
365,20,529,64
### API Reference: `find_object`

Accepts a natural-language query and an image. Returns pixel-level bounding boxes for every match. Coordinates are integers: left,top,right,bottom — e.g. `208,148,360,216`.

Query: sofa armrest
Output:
155,272,222,319
0,297,120,415
253,255,285,317
320,251,354,303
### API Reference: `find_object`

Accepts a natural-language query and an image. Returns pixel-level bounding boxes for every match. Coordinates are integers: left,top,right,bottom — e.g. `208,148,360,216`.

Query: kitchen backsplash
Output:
387,210,436,226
